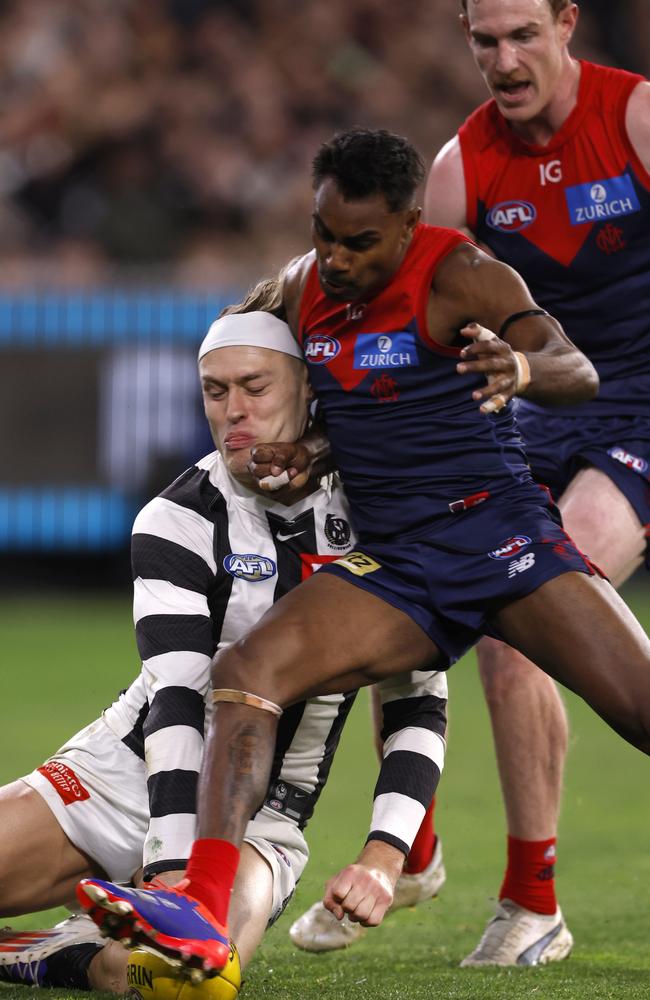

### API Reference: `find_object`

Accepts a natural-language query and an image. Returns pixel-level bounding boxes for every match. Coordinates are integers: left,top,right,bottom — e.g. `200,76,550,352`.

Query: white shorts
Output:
22,716,308,924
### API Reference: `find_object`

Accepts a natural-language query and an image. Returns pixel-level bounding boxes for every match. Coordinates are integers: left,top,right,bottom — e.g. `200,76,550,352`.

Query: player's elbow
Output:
578,356,599,401
558,349,599,403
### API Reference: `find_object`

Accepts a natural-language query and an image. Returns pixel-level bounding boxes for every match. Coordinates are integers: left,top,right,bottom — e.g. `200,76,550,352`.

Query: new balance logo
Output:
507,553,536,578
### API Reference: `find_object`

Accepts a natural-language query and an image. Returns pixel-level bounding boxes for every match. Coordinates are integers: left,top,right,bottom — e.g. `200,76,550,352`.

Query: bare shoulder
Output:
424,135,467,230
625,80,650,175
431,242,536,328
283,251,316,333
434,242,522,297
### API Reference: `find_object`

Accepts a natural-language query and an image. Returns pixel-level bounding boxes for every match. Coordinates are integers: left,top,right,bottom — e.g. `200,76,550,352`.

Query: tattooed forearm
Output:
197,705,278,843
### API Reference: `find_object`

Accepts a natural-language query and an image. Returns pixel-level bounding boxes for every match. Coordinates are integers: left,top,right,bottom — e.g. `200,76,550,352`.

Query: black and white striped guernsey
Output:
102,451,448,879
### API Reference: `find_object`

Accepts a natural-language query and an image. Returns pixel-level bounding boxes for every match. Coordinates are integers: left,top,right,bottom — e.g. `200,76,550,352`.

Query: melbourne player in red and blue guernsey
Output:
425,0,650,964
77,127,650,978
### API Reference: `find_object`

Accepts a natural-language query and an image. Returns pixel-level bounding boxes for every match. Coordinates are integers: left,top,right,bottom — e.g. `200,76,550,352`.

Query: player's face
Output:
200,345,312,484
462,0,578,124
312,179,420,302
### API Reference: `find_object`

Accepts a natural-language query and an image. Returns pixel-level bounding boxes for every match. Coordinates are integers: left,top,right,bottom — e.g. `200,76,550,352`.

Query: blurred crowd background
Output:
0,0,647,290
1,0,648,576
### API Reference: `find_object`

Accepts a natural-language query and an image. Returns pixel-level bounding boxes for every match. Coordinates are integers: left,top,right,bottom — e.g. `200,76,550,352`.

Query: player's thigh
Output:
0,781,99,914
213,571,441,703
559,466,645,585
492,571,650,747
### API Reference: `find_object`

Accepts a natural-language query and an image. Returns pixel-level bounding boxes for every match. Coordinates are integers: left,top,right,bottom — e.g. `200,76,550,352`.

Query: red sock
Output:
499,835,557,915
404,797,436,874
182,838,240,927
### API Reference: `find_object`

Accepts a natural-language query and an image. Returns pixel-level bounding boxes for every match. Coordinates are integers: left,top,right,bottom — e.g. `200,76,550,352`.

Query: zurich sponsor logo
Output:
488,535,532,560
486,200,537,233
353,330,418,369
224,553,277,581
304,334,341,365
608,446,648,476
565,173,640,226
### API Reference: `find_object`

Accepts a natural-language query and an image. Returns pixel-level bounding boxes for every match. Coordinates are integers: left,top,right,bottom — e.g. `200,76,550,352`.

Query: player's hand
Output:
248,442,313,491
323,842,404,927
456,322,520,414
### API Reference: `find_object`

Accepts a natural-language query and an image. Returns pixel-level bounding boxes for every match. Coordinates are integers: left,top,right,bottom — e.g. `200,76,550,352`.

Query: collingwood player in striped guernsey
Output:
0,310,447,994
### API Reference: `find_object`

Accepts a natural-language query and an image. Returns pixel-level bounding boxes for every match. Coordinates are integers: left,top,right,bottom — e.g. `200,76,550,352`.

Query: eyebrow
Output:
201,372,271,387
471,21,539,41
312,213,381,242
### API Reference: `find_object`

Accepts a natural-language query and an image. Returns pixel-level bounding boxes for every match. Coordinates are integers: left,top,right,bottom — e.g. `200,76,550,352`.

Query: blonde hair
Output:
220,257,302,319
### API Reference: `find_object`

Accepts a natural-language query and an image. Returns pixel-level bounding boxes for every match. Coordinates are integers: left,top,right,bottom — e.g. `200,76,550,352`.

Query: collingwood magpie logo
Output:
324,514,351,548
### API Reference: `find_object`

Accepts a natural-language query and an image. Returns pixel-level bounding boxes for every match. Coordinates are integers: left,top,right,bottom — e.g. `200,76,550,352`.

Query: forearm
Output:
516,339,599,406
300,422,334,476
369,671,447,856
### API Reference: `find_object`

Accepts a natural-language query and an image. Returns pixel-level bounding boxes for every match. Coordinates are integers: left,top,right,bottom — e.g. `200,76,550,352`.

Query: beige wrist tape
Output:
513,352,531,394
212,688,283,717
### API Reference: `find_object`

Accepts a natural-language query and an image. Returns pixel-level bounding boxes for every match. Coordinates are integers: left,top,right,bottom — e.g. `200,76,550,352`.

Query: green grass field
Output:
1,582,650,999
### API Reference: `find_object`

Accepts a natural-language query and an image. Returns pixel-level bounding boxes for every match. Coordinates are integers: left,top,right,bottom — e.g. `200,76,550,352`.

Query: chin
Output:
224,453,252,479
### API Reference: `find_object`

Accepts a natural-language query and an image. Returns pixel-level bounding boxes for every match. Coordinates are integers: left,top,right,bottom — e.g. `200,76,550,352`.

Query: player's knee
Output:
477,637,536,699
477,637,566,725
614,700,650,756
210,633,302,706
88,941,128,993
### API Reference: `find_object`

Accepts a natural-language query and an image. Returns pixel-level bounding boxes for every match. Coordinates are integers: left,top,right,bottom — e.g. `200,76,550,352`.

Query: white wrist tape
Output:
259,471,291,491
213,688,283,717
513,351,531,394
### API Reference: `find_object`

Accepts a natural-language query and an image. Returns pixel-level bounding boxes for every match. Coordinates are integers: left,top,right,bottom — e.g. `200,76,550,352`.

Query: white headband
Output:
198,311,304,362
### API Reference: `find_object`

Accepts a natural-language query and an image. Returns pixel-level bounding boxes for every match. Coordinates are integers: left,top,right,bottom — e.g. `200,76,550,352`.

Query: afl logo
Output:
224,553,277,581
608,446,648,475
488,535,532,560
304,334,341,365
486,201,537,233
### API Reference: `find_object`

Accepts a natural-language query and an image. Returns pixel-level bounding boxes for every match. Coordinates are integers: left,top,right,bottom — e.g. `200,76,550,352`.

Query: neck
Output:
510,57,581,147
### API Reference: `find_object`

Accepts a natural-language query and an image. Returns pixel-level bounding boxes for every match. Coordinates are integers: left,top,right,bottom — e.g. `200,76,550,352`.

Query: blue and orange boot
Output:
76,878,230,979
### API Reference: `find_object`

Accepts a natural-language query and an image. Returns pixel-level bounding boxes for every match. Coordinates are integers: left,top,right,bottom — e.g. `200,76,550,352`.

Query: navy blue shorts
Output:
518,409,650,570
318,486,597,668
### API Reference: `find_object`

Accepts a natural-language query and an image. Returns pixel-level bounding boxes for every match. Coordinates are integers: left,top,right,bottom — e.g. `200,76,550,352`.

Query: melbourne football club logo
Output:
607,446,648,476
565,173,641,226
486,200,537,233
224,553,277,581
324,513,351,549
488,535,532,560
304,334,341,365
353,331,418,369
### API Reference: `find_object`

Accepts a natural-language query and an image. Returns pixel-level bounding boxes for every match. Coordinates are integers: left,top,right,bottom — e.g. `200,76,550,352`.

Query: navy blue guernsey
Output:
298,224,534,539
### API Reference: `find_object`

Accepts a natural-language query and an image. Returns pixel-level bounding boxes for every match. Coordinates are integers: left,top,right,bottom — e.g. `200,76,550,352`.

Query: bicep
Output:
626,81,650,176
446,251,571,352
424,137,469,231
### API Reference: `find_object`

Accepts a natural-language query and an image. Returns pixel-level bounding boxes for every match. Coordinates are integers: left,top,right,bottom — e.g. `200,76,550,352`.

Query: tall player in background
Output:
422,0,650,966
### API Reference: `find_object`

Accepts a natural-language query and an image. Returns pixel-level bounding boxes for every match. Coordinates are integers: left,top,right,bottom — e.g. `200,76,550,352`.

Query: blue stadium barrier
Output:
1,290,241,551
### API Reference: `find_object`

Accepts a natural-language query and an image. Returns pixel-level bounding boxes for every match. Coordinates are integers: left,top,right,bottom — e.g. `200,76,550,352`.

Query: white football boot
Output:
289,838,446,952
0,913,104,985
461,899,574,967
